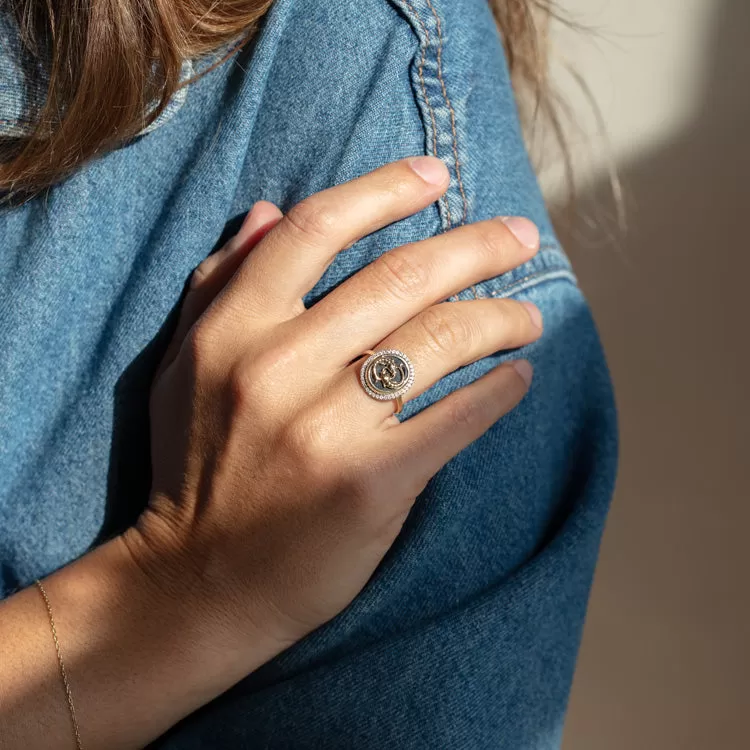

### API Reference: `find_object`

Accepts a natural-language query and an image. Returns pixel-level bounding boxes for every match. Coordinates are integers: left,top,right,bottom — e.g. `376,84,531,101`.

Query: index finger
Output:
207,156,450,324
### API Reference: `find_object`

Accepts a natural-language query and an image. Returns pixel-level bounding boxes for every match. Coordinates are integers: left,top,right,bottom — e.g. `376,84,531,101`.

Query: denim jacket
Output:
0,1,618,747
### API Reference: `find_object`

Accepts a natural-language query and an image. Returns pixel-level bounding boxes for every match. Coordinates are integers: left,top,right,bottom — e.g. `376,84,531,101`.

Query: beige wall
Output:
552,1,750,748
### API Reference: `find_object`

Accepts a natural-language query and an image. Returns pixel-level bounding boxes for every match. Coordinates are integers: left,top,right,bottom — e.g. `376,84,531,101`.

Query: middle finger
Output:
297,216,539,368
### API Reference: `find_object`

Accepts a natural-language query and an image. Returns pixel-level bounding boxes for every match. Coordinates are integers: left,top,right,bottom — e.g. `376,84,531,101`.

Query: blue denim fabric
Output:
0,0,618,746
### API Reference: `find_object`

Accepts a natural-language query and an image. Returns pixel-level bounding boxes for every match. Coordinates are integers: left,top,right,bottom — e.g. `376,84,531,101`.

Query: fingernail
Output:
521,301,543,329
501,217,539,250
512,359,534,387
408,156,449,185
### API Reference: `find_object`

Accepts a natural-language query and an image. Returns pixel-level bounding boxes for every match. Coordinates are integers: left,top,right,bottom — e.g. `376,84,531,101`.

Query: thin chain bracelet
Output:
35,579,84,750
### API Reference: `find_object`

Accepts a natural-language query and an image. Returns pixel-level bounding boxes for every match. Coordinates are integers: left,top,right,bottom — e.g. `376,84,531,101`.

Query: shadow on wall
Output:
560,1,750,749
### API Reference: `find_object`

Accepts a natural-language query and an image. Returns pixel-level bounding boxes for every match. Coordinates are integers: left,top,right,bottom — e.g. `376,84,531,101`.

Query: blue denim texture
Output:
0,0,618,746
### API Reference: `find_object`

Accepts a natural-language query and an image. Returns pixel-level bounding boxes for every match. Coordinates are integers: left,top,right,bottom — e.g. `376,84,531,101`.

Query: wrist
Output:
120,505,294,675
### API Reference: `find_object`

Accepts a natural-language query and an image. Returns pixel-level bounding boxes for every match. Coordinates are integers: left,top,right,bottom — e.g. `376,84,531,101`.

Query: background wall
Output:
551,2,750,748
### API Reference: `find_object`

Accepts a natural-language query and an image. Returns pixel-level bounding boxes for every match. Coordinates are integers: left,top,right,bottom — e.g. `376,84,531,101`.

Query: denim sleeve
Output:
150,0,619,748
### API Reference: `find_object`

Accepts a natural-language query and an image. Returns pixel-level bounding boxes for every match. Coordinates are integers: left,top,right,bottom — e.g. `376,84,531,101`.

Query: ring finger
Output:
330,296,543,425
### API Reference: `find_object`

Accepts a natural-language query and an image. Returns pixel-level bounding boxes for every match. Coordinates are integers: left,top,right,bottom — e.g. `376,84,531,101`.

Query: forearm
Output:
0,532,285,750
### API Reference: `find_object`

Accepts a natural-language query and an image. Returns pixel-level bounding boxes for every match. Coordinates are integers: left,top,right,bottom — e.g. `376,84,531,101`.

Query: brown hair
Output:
0,0,562,199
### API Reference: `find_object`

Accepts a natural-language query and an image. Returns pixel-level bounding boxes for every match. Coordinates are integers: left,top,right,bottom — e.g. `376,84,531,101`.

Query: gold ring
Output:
359,348,415,415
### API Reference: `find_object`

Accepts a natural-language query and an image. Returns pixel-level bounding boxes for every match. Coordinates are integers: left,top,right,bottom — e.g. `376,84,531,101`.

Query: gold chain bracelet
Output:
35,580,84,750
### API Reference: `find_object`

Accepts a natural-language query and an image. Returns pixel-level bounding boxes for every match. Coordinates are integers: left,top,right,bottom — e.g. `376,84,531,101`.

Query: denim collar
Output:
0,11,195,138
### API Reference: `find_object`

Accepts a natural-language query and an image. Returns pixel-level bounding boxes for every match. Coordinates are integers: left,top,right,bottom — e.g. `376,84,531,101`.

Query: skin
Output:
0,155,543,749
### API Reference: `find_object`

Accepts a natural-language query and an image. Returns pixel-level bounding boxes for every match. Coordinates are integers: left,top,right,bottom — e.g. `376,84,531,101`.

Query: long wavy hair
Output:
0,0,566,199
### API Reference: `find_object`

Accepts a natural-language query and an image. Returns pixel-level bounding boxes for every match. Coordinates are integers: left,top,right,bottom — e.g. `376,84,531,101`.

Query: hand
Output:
125,155,543,657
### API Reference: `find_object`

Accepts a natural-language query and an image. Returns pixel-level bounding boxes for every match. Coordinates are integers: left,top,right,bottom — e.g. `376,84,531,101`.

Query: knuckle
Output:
418,305,478,356
502,301,534,342
189,263,209,290
373,248,429,301
338,468,373,507
190,241,236,290
511,302,532,338
491,301,515,337
381,170,417,200
473,219,512,260
184,322,216,371
339,465,397,522
227,360,262,407
285,198,337,243
447,392,482,428
278,410,335,468
228,344,299,405
253,341,300,380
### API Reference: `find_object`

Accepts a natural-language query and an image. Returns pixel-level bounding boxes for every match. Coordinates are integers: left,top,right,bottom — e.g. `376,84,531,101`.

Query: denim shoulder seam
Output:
388,1,573,305
389,0,468,233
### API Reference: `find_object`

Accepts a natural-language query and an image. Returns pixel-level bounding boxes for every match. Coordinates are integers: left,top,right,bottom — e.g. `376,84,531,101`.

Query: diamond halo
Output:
359,348,415,402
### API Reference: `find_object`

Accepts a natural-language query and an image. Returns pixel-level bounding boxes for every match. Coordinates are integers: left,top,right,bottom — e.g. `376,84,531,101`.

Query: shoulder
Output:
232,0,567,302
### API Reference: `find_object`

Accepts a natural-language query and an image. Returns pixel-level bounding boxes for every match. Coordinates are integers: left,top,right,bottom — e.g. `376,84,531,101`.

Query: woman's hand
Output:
0,156,544,750
127,155,543,654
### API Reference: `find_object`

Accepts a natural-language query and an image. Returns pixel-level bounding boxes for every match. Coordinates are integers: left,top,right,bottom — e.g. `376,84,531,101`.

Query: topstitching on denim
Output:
389,0,574,303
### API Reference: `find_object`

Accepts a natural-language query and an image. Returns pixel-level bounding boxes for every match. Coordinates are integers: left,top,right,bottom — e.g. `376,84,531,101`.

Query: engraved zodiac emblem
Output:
370,355,409,392
359,349,415,402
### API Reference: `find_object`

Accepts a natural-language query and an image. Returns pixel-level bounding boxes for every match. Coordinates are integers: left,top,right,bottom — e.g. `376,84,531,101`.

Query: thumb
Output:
158,201,284,377
190,200,284,294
